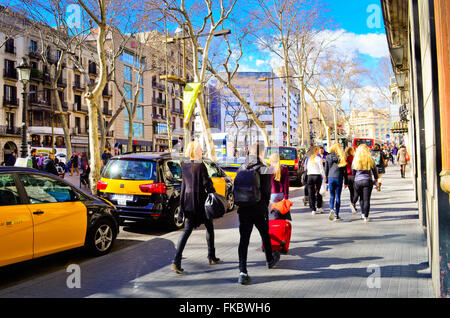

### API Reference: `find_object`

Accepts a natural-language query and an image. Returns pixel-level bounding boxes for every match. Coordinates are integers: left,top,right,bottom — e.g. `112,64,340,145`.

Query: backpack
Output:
233,164,261,207
372,151,382,166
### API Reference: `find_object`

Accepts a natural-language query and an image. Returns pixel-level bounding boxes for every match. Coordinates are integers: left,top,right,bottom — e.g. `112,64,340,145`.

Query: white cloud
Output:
256,59,267,67
319,29,389,59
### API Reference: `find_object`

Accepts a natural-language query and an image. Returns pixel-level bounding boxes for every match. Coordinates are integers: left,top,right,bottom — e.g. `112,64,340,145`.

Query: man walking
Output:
70,152,79,176
30,149,39,169
43,153,59,176
234,141,280,285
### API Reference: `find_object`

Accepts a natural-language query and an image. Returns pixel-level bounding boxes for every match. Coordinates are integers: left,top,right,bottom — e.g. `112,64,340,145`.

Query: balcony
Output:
152,82,165,90
73,82,85,92
30,69,43,82
3,69,18,80
3,97,19,108
172,108,183,115
57,77,67,88
0,125,21,136
72,127,88,135
152,97,166,106
73,103,88,113
5,45,15,55
152,114,167,122
102,87,112,97
28,49,41,60
103,107,112,116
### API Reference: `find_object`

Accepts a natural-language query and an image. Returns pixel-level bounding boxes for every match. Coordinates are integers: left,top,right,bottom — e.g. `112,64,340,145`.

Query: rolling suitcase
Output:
263,219,292,254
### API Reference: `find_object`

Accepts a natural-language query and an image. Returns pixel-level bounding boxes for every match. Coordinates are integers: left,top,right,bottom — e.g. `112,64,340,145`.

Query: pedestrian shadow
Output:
369,214,419,221
290,234,405,246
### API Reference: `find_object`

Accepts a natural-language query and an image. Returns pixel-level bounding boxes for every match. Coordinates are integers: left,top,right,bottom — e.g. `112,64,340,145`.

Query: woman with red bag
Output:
396,145,409,178
269,153,291,220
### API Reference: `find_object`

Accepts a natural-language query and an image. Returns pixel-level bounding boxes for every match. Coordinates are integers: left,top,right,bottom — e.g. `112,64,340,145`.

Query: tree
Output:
206,28,271,147
161,0,237,161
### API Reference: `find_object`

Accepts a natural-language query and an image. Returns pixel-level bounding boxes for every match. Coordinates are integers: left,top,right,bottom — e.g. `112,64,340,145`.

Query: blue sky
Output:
239,0,389,74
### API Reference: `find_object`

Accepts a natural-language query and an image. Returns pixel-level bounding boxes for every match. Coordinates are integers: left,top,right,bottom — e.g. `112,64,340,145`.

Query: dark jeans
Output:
307,175,323,211
348,175,358,205
354,179,374,217
238,209,273,274
328,177,343,215
173,216,215,266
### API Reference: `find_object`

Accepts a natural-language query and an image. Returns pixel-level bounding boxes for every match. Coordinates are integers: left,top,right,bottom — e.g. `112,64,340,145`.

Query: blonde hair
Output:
270,153,281,182
185,141,201,160
329,143,347,167
352,144,375,170
309,146,319,166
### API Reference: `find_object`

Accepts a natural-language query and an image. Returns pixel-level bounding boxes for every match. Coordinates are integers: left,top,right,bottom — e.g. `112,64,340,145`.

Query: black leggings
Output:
354,179,374,217
348,175,358,205
307,174,323,211
173,216,215,266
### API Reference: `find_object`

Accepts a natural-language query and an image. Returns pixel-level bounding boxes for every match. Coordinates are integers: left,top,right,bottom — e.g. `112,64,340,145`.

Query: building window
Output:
120,50,134,65
5,38,14,54
138,87,144,103
124,65,132,82
136,106,143,121
30,40,37,52
126,122,144,138
124,83,132,100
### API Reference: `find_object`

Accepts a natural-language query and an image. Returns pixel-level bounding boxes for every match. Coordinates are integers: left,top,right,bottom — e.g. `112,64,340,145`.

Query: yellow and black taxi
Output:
97,152,234,230
264,146,306,186
0,167,120,268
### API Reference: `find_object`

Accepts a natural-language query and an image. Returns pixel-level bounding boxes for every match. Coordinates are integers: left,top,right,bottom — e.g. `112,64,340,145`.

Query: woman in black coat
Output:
172,142,220,274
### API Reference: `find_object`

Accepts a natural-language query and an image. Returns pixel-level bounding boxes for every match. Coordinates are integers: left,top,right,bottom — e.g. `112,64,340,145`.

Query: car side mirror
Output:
71,191,80,201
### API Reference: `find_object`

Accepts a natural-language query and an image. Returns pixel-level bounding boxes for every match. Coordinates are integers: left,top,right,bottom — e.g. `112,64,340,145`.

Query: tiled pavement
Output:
0,165,434,298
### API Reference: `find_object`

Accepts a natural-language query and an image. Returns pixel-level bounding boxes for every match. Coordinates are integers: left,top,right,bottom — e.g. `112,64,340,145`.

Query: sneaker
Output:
328,210,335,221
333,215,341,222
317,208,324,214
311,210,316,215
350,204,357,214
268,252,280,269
238,272,250,285
364,216,370,223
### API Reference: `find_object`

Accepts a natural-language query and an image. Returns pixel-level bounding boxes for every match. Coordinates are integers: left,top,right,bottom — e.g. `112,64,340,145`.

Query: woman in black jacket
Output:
325,143,348,222
172,141,220,274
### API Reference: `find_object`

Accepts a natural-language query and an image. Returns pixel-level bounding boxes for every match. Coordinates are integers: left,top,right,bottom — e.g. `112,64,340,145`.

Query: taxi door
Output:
0,173,34,267
18,174,87,259
203,160,226,197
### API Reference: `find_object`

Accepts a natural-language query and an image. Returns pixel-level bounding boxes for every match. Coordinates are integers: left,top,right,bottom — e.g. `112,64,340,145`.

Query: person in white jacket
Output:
306,146,326,215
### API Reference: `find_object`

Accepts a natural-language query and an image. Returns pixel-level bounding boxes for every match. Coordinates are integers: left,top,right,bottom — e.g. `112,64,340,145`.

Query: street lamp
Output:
17,57,31,158
309,119,314,146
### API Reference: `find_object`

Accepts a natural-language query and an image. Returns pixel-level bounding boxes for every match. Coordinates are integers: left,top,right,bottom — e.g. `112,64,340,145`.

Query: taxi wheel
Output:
85,218,116,256
226,190,235,211
169,205,185,230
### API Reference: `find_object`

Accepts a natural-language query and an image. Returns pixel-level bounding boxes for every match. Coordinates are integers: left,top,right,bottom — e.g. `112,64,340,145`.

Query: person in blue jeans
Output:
325,143,348,222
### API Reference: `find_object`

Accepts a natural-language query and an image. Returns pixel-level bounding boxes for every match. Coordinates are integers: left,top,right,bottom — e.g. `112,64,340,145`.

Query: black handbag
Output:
205,192,227,220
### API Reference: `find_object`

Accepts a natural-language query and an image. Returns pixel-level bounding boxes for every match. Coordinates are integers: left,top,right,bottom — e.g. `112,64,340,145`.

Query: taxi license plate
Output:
113,194,133,206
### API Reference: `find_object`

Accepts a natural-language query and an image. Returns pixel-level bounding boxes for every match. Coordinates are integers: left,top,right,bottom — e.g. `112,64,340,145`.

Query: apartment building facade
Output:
1,11,191,163
210,71,299,154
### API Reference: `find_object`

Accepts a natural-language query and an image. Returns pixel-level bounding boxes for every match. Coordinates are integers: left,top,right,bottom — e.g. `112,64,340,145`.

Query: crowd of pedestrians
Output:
172,140,412,285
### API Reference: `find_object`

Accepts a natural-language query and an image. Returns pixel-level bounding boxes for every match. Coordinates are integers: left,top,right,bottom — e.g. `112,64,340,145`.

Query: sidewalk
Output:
0,165,434,298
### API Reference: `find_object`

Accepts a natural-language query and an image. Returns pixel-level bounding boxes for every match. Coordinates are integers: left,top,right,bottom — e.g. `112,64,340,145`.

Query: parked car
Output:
0,167,120,268
55,153,67,164
264,146,306,186
96,152,235,230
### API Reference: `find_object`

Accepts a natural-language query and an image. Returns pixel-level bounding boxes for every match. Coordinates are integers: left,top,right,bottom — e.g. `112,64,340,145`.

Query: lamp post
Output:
17,57,31,158
309,119,314,146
